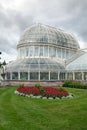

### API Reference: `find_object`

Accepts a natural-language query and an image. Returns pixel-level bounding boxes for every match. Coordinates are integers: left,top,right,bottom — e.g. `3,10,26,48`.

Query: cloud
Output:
0,0,87,62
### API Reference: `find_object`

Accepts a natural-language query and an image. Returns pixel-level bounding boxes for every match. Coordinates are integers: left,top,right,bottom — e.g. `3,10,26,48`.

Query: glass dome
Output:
5,23,82,81
18,23,79,49
66,52,87,70
6,58,65,72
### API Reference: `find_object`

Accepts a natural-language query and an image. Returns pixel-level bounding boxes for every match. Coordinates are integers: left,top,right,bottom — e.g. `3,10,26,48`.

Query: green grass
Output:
0,87,87,130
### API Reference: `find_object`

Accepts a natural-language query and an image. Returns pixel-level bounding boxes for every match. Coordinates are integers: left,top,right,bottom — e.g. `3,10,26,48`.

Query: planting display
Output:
15,85,71,99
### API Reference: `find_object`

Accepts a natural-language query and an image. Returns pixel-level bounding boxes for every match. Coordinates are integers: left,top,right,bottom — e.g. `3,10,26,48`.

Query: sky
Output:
0,0,87,62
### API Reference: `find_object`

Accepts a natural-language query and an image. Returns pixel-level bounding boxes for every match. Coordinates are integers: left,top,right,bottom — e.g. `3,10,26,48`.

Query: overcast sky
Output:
0,0,87,62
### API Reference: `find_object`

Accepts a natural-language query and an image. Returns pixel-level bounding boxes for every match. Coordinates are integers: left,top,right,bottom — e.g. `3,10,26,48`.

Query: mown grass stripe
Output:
0,87,87,130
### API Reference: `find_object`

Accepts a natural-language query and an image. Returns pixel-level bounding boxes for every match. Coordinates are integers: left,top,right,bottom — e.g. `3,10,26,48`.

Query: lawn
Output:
0,86,87,130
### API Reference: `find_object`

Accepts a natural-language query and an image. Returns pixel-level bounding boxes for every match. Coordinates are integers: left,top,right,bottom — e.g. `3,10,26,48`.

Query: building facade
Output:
5,23,87,81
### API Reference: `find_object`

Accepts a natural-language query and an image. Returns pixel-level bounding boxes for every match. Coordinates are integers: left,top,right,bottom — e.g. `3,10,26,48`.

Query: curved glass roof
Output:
18,23,79,49
6,58,65,72
66,52,87,70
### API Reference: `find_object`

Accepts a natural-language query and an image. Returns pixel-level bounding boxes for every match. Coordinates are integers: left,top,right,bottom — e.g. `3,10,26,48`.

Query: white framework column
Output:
39,71,40,81
10,72,12,80
18,72,20,80
28,71,30,80
49,71,50,80
73,72,75,80
48,46,49,57
65,72,67,80
58,72,60,80
82,72,84,80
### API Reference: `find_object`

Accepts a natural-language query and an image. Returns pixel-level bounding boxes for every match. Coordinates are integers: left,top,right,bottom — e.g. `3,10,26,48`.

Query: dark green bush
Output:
35,84,44,92
63,80,87,89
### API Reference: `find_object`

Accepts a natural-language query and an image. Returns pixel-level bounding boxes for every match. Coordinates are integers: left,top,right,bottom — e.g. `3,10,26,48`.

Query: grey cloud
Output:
38,0,87,45
0,36,16,54
0,0,87,62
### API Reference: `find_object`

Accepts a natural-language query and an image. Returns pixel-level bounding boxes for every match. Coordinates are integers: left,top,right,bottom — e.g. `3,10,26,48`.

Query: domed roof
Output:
6,58,65,72
18,23,79,49
66,52,87,70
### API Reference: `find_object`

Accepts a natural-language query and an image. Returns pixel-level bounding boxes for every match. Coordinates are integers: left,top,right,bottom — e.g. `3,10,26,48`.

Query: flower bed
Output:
15,86,73,99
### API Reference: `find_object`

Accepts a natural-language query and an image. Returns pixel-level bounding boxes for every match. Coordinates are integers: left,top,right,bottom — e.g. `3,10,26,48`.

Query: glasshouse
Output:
5,23,87,81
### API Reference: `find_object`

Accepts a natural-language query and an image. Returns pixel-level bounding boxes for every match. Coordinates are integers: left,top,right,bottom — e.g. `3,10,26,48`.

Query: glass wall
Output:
6,72,10,80
67,72,73,80
29,46,34,57
20,72,28,80
26,48,29,57
75,72,82,80
84,72,87,80
50,72,58,80
18,45,75,60
30,72,39,80
12,72,18,80
7,71,87,81
44,46,48,57
57,48,61,58
59,72,65,80
40,72,49,80
34,46,38,56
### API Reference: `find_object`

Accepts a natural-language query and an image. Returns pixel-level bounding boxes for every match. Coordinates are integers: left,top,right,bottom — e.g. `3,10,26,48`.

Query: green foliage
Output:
1,73,6,79
19,82,24,88
35,84,44,92
56,84,61,88
59,87,64,91
63,80,87,89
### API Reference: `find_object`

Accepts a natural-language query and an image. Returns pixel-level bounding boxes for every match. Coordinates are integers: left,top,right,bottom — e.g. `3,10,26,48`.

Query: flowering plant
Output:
17,86,69,99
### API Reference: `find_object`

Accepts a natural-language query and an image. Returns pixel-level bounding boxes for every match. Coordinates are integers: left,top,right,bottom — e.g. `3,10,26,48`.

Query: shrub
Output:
19,82,24,88
35,84,44,92
63,80,87,89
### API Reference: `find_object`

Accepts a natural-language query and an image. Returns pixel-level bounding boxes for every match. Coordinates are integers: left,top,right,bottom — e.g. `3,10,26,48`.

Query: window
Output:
26,48,29,57
12,72,18,80
44,46,48,57
30,72,38,80
50,72,58,80
34,46,38,56
39,46,43,56
20,72,28,80
29,46,34,57
40,72,49,80
49,47,53,57
6,72,10,79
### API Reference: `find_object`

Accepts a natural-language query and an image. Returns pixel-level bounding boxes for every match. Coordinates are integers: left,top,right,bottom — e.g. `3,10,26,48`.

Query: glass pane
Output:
12,72,18,80
59,72,65,80
66,49,69,59
40,72,49,80
49,47,53,57
26,48,29,57
75,72,82,80
44,46,48,57
29,46,34,57
50,72,58,80
84,72,87,80
30,72,38,80
34,46,38,56
62,49,65,58
57,48,61,58
67,73,73,80
39,46,43,56
20,72,28,80
53,47,56,57
6,72,10,80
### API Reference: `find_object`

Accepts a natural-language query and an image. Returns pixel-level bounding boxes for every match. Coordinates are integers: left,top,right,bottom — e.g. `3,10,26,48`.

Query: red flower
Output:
17,86,69,98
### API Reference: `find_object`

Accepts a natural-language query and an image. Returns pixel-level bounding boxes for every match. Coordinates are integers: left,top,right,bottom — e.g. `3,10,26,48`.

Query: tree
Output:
0,52,6,80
